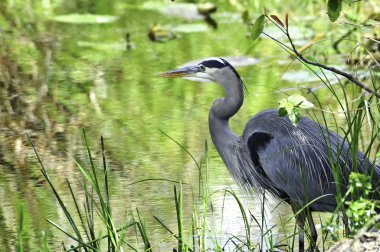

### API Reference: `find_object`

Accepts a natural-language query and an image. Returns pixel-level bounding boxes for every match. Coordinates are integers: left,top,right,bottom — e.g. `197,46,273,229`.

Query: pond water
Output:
0,1,361,251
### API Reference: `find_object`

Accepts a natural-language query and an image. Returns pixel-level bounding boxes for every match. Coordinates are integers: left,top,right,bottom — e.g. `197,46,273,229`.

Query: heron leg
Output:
291,202,305,252
306,210,318,251
290,201,319,251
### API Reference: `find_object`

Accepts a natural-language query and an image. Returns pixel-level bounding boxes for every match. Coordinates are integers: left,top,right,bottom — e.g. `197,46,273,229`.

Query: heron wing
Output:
243,110,344,211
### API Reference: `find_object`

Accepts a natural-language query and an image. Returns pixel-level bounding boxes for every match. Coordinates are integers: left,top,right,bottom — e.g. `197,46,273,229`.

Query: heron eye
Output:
199,65,206,72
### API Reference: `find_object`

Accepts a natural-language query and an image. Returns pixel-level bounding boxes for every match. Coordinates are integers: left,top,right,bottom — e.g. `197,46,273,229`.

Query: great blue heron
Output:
159,58,380,251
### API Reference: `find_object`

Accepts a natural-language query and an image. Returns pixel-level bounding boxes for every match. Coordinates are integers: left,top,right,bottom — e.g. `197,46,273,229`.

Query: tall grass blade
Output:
224,190,252,250
136,208,151,250
66,179,91,243
27,134,87,249
174,183,184,252
16,206,23,252
42,231,49,252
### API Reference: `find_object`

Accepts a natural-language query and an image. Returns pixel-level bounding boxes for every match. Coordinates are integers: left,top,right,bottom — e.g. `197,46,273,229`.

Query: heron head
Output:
159,58,242,85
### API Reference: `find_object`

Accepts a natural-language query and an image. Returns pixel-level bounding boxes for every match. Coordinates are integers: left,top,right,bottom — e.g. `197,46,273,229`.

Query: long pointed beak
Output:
158,66,199,78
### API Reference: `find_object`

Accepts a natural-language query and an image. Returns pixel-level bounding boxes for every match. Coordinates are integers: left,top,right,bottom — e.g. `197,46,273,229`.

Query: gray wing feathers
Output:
243,110,378,211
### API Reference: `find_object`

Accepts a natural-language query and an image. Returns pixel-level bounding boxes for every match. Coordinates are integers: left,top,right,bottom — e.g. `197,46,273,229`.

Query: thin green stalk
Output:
153,216,193,252
174,183,185,252
224,190,252,250
66,179,91,243
16,206,23,252
42,231,49,252
27,134,88,250
136,208,151,250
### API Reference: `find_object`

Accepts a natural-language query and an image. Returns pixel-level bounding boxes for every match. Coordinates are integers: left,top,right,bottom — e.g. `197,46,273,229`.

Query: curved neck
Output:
210,85,243,120
209,75,244,154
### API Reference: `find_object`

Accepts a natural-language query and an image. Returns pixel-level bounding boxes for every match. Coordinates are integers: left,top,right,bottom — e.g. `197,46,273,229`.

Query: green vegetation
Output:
278,94,315,125
27,132,283,251
346,173,380,233
1,0,379,251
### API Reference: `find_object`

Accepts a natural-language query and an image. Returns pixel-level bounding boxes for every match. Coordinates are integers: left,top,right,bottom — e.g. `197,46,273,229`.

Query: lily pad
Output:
172,24,209,33
51,14,118,24
77,41,127,51
180,56,259,68
141,2,192,11
149,26,177,42
214,12,241,24
281,67,345,83
197,3,217,16
141,2,203,20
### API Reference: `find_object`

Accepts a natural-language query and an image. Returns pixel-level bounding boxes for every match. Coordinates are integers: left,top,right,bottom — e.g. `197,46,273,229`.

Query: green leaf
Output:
288,94,315,109
278,107,287,117
278,95,314,126
285,103,294,116
242,9,251,24
289,112,298,126
327,0,342,22
251,14,265,41
278,98,288,109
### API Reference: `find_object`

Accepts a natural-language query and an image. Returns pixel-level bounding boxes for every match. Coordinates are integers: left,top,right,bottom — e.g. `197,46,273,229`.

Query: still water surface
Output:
0,1,339,250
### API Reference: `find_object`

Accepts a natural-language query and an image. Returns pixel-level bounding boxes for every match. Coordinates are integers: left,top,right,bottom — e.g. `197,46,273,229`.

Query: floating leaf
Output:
140,2,206,21
327,0,342,22
77,41,127,51
270,15,284,28
197,3,217,16
281,68,345,83
181,56,259,68
251,14,265,41
148,26,176,42
51,14,118,24
171,23,209,33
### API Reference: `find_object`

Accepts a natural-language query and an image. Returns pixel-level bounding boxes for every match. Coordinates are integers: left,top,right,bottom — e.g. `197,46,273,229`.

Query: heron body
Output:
160,58,380,251
220,109,379,210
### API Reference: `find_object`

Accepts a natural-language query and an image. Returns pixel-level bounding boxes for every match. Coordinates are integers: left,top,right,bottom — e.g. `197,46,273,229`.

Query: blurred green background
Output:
0,0,379,250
